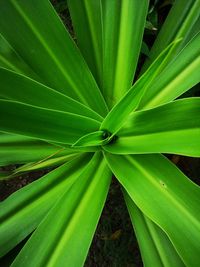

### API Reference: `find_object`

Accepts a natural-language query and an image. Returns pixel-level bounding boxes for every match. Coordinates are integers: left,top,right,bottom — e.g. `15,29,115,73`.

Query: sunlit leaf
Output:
12,153,111,267
0,154,91,257
104,98,200,157
105,153,200,267
124,192,185,267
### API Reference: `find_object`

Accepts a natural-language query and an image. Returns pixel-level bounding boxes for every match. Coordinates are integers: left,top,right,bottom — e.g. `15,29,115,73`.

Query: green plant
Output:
0,0,200,266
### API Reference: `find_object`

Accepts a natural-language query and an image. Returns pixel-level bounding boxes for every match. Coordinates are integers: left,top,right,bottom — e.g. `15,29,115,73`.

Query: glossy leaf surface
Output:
124,192,185,267
139,32,200,109
142,0,200,71
0,133,72,166
100,40,180,135
0,1,199,266
68,0,103,88
12,153,111,267
0,100,100,145
104,98,200,157
102,0,148,107
105,153,200,266
0,0,107,115
0,154,91,257
69,0,148,107
0,67,103,122
0,34,40,80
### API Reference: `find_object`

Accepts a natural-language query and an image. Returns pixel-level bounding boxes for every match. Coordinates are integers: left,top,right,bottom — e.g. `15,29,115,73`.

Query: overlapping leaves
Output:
0,0,200,267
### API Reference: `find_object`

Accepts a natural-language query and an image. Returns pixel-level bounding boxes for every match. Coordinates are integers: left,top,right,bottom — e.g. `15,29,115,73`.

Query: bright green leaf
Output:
68,0,103,88
124,192,185,267
142,0,200,72
0,100,101,145
139,32,200,109
0,0,108,115
0,34,40,80
0,133,72,166
102,0,148,107
100,40,181,135
0,154,91,257
11,153,111,267
104,98,200,157
0,67,103,122
105,153,200,267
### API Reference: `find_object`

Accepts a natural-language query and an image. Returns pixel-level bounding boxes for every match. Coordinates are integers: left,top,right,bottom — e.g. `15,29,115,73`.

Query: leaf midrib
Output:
10,0,88,106
126,155,200,232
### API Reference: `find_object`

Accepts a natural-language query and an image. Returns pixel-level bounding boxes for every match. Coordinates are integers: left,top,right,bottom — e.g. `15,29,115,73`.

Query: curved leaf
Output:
102,0,148,107
0,100,101,145
0,154,91,257
124,192,185,267
69,0,148,108
0,133,72,166
68,0,103,88
0,67,103,122
142,0,200,72
104,98,200,157
100,40,181,135
72,131,106,148
0,34,40,80
0,0,108,115
11,153,111,267
105,153,200,267
139,32,200,109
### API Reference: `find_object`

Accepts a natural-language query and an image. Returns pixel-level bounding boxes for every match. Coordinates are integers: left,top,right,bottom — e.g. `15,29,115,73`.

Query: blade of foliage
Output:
100,40,180,135
68,0,148,106
0,100,100,145
67,0,103,88
0,154,92,257
104,98,200,157
104,153,200,267
124,192,185,267
142,0,200,72
0,0,108,116
13,154,78,173
12,153,111,267
0,133,74,166
72,130,107,148
102,0,148,107
68,0,148,107
0,154,79,181
0,67,103,122
185,14,200,44
139,32,200,109
0,34,40,80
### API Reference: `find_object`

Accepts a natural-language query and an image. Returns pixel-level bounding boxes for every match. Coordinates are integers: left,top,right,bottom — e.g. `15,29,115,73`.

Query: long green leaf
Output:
0,34,40,80
12,154,78,174
100,40,180,135
72,130,106,148
105,153,200,266
0,154,91,257
69,0,148,108
68,0,103,88
142,0,200,72
139,32,200,109
0,133,72,166
12,153,111,267
124,192,185,267
102,0,148,107
0,67,103,122
0,154,80,181
103,98,200,157
0,100,100,145
0,0,108,115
